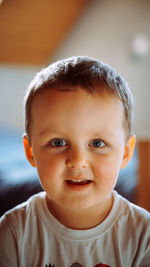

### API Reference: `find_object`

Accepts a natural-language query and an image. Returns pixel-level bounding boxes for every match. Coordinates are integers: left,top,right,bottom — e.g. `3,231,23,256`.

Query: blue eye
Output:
51,138,67,147
90,139,105,148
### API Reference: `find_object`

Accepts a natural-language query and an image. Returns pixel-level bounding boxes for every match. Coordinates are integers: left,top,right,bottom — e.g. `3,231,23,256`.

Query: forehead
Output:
32,87,121,110
31,88,125,138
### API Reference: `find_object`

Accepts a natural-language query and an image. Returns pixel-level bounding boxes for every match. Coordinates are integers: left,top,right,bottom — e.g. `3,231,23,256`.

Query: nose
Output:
66,160,88,168
66,148,89,168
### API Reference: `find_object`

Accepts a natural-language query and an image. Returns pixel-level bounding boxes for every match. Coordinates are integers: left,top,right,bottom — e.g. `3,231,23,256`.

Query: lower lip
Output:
65,181,92,191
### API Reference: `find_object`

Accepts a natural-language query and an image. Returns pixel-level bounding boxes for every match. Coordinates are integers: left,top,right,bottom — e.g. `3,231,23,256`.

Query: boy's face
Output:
24,88,135,212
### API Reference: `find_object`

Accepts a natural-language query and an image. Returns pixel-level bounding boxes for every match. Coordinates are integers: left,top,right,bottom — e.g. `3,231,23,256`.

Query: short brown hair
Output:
24,56,134,140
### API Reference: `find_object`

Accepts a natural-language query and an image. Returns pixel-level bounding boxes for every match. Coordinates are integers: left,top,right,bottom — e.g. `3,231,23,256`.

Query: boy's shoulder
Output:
113,190,150,226
0,191,46,225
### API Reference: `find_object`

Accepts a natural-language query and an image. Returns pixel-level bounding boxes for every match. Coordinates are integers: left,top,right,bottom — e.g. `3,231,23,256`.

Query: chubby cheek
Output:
35,153,65,184
93,155,123,190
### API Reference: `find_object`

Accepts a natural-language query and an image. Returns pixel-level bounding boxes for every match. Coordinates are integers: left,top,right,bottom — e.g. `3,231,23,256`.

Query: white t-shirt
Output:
0,190,150,267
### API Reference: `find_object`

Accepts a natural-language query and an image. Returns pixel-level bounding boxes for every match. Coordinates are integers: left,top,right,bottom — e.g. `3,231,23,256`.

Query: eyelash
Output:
47,138,106,148
89,139,105,148
50,138,67,148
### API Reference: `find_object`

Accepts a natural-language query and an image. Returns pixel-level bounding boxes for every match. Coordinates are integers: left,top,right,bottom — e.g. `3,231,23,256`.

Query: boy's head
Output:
23,56,136,221
24,56,134,141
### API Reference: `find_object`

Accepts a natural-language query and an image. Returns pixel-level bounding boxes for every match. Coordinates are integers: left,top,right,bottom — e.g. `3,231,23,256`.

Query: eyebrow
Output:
39,125,116,136
39,126,64,136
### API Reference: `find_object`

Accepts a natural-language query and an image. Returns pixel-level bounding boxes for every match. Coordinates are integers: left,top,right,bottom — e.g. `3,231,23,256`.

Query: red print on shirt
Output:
46,262,111,267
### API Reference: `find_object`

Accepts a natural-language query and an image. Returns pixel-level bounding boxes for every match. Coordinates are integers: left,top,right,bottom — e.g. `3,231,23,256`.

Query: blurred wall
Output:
53,0,150,139
0,0,150,137
0,65,40,132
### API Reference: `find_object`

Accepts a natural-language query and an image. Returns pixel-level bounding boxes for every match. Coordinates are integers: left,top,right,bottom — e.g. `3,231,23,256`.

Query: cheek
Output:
35,153,65,181
93,154,123,183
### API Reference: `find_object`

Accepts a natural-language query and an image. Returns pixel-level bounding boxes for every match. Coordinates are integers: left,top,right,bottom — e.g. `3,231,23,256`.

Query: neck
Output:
46,194,113,230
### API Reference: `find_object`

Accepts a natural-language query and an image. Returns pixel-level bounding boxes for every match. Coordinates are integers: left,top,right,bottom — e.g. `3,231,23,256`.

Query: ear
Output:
121,134,136,169
23,135,36,167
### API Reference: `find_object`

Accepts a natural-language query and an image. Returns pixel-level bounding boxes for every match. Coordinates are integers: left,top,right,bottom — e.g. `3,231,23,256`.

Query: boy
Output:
0,56,150,266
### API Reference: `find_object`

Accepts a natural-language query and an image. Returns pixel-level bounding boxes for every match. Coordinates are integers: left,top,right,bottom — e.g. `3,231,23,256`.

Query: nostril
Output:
66,160,77,168
70,164,75,168
66,159,88,168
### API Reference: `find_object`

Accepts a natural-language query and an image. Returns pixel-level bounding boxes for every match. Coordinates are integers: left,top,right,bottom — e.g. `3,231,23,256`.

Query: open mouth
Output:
66,180,92,185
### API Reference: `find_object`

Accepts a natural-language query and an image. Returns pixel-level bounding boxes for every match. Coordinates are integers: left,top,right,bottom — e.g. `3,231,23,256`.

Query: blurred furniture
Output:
136,140,150,212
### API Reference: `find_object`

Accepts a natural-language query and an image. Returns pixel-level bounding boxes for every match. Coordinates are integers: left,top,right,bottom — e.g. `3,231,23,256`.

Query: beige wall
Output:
0,65,39,132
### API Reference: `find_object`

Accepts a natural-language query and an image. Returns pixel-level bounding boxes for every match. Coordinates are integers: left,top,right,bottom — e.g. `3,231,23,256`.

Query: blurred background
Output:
0,0,150,136
0,0,150,214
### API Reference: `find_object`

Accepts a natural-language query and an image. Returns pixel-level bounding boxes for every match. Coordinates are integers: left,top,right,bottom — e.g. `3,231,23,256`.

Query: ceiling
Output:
0,0,89,65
